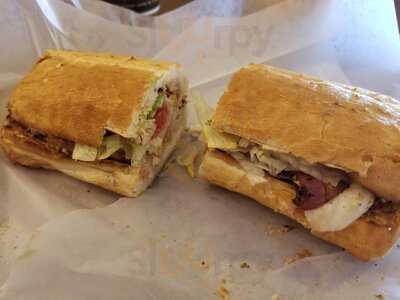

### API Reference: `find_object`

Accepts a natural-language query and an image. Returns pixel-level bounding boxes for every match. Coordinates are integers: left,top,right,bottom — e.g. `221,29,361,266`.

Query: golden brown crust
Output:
9,50,180,147
0,110,186,197
199,150,400,261
212,64,400,202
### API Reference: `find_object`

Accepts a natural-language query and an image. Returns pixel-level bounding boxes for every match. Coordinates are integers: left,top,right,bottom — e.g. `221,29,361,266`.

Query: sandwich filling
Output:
6,84,186,168
226,144,375,232
194,96,389,233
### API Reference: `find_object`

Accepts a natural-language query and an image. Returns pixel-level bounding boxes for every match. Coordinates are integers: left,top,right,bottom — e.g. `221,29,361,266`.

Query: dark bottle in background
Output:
101,0,160,14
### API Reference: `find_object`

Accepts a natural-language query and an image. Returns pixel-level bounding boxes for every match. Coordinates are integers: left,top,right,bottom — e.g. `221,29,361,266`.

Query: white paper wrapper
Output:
155,0,345,88
1,0,400,299
62,0,284,32
2,165,400,299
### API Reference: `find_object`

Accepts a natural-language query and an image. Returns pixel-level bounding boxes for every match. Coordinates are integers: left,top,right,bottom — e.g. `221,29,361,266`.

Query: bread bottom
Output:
199,150,400,261
0,111,186,197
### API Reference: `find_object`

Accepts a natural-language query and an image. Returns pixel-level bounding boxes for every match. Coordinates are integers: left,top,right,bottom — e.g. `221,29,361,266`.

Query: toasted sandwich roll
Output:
1,50,188,196
212,64,400,202
196,64,400,260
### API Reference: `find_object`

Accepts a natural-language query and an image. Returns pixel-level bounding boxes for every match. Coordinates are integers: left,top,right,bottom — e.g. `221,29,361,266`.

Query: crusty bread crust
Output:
212,64,400,202
199,150,400,261
0,111,186,197
9,50,181,147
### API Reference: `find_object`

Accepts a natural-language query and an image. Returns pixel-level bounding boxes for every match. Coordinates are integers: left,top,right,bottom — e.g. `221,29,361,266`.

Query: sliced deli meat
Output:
294,172,349,210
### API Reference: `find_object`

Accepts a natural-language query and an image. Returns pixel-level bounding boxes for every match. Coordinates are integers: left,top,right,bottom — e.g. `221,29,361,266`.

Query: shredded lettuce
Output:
72,135,148,165
97,135,121,160
121,140,133,160
193,93,238,150
72,143,98,161
231,152,266,185
118,139,148,165
147,94,165,119
176,142,201,177
130,144,147,166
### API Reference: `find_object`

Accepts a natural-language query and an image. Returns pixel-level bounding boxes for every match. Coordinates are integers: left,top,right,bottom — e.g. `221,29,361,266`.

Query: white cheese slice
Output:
305,183,374,232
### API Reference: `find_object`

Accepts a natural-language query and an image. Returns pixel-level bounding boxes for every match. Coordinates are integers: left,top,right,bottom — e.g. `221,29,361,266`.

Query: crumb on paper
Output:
0,221,10,237
266,224,296,236
217,280,230,300
284,249,313,265
375,294,385,299
200,260,209,269
240,262,250,269
271,294,280,300
283,224,295,232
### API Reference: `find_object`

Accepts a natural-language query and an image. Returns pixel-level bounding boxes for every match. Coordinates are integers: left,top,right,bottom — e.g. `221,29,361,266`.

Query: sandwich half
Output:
198,64,400,260
0,50,188,197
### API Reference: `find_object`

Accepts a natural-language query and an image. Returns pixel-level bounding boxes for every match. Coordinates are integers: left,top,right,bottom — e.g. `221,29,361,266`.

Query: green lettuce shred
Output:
72,144,98,161
130,144,147,166
97,135,121,160
193,93,238,150
72,138,148,165
147,94,165,119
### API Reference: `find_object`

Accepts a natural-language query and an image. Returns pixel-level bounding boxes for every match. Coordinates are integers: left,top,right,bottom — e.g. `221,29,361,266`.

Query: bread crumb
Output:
240,262,250,269
284,249,313,265
200,260,209,269
266,224,296,236
217,280,230,300
0,221,10,237
375,294,385,299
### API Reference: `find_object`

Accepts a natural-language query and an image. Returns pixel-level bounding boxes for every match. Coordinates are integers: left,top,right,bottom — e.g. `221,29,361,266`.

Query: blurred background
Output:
99,0,400,28
100,0,192,14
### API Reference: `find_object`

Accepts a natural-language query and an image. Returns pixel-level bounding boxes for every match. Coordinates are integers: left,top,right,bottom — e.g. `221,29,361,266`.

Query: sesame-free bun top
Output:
212,64,400,202
9,50,183,147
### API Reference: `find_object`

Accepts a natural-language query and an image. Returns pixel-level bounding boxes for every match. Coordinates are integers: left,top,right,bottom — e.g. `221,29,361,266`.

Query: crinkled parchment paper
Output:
1,0,400,299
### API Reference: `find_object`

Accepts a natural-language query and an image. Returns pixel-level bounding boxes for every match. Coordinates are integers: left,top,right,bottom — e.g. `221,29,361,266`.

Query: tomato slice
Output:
153,103,169,138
